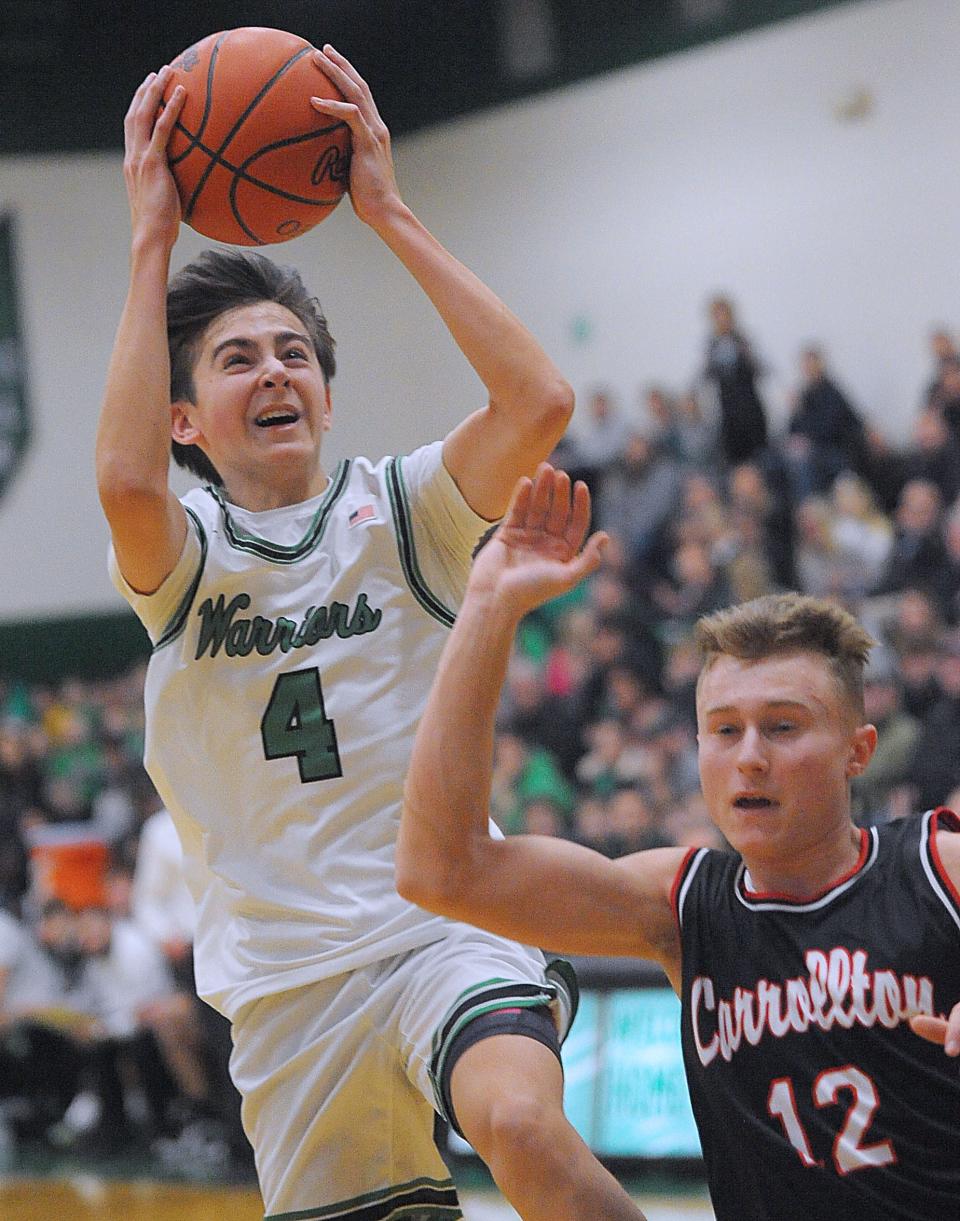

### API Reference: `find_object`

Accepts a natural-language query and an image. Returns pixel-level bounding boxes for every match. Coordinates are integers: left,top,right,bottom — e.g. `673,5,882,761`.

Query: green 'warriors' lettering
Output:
261,668,343,783
195,592,382,660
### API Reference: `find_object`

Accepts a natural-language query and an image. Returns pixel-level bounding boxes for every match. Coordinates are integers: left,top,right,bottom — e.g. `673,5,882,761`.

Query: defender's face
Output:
696,651,875,867
172,301,331,497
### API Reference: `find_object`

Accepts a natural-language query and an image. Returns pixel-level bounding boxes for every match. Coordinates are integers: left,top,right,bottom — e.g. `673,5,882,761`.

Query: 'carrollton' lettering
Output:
195,592,382,660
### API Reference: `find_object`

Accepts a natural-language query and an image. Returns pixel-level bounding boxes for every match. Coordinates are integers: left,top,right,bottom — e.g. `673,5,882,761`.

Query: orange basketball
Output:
162,27,351,246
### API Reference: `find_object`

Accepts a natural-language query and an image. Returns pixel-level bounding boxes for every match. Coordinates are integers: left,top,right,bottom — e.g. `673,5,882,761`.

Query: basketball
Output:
162,27,351,246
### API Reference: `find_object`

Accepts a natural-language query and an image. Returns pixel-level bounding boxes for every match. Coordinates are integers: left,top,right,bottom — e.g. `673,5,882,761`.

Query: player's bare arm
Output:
398,466,684,982
95,67,189,595
910,826,960,1056
311,48,574,521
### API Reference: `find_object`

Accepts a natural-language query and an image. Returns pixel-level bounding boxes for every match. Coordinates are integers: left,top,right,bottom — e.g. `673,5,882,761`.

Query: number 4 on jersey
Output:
261,668,343,783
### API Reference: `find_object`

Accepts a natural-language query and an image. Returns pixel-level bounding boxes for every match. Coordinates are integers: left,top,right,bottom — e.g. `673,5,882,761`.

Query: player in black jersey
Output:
397,464,960,1221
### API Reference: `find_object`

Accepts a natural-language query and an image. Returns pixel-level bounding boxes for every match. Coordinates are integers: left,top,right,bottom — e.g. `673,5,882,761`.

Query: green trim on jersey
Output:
386,456,456,628
154,506,208,652
428,978,555,1121
209,460,351,563
263,1174,461,1220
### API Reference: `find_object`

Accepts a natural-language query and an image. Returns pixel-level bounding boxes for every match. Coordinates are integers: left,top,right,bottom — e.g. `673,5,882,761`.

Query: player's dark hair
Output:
694,592,875,720
167,249,336,485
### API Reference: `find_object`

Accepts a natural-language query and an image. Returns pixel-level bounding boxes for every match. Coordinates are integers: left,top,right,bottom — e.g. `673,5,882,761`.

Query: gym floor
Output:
0,1177,715,1220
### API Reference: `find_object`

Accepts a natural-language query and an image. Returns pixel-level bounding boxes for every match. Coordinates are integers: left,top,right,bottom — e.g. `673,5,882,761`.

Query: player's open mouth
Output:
255,409,300,428
733,796,774,809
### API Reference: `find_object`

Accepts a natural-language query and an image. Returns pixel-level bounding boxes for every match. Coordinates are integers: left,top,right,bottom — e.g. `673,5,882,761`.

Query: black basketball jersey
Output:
673,809,960,1221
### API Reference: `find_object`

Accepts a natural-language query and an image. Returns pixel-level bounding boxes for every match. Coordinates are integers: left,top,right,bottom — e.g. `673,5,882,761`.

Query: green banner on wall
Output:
0,211,30,501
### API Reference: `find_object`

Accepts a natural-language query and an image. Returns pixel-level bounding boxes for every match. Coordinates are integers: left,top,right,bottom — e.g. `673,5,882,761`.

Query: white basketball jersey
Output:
111,442,489,1019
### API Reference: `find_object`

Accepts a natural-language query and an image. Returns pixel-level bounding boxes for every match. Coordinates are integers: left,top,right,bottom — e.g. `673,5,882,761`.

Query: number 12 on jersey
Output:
261,668,343,783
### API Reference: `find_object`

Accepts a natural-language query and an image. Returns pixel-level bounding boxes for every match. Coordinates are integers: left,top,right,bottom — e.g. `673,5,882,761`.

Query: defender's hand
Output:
469,464,608,617
910,1004,960,1057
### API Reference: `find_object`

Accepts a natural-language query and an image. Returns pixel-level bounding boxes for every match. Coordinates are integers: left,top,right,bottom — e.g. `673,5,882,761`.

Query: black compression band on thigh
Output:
440,1004,561,1138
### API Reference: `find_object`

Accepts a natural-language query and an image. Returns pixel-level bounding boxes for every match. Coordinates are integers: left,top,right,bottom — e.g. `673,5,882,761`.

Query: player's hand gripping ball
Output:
162,27,351,246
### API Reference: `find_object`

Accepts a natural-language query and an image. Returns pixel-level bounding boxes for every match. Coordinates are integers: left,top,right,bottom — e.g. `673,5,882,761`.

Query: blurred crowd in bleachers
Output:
4,294,960,1169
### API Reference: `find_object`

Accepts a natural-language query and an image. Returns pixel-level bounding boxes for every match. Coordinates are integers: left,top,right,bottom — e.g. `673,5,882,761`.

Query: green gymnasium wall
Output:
0,610,150,684
1,0,861,154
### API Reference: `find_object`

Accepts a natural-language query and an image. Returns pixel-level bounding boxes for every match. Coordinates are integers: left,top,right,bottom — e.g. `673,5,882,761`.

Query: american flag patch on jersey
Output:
348,503,377,527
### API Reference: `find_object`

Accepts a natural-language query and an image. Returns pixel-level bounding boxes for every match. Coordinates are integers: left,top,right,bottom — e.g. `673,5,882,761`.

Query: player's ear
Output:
171,399,203,446
846,723,878,777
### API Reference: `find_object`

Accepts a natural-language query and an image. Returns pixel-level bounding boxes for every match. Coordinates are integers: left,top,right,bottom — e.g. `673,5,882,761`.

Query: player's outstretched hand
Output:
468,464,608,618
910,1004,960,1058
123,65,186,249
310,46,401,230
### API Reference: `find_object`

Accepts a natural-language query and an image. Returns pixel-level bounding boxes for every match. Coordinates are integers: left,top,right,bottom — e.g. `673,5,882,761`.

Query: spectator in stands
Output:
906,634,960,812
489,732,575,836
0,899,91,1142
594,430,683,571
895,408,960,507
0,723,36,909
130,800,196,982
850,648,921,826
672,391,717,469
829,473,894,598
924,327,958,410
67,899,221,1155
727,461,795,589
517,797,568,839
559,384,633,501
574,719,651,800
638,708,701,808
792,497,841,598
884,588,944,658
603,784,670,856
876,479,952,609
497,657,583,778
783,345,867,499
937,358,960,439
940,504,960,627
702,294,768,465
662,791,727,851
648,539,730,632
569,796,620,857
896,646,943,722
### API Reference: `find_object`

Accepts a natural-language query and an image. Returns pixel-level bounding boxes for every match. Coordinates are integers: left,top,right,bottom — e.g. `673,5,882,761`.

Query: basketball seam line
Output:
181,42,316,223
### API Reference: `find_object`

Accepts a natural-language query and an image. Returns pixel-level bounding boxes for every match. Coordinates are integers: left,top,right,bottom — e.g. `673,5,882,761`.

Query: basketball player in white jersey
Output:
97,45,644,1221
398,464,960,1220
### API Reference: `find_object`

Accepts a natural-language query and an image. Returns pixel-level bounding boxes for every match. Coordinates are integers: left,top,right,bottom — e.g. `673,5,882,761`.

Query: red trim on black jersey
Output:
928,807,960,913
739,826,872,907
671,846,703,931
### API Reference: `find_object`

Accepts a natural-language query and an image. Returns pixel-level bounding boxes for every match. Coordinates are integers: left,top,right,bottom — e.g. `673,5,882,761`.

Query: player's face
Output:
696,651,876,877
172,301,331,505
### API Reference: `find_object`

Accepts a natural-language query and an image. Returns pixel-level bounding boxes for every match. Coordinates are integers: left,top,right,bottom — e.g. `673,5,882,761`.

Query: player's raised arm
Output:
397,467,685,977
311,47,574,520
95,67,189,595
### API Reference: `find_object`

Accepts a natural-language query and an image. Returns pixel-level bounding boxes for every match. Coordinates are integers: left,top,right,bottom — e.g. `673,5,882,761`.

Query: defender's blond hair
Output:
694,593,875,719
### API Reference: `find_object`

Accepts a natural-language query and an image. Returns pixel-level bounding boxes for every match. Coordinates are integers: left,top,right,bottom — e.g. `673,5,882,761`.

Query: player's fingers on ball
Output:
313,47,361,98
152,85,186,145
125,72,158,131
320,45,373,97
319,46,385,125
